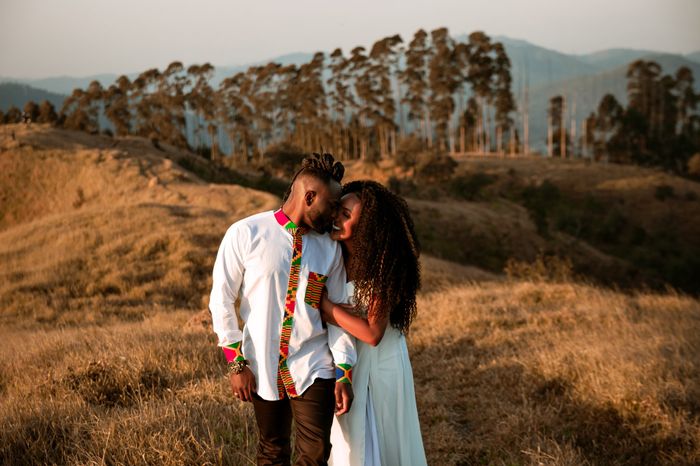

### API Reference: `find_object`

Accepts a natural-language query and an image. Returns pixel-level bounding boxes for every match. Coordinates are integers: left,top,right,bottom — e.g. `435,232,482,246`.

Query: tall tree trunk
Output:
396,77,405,137
547,114,553,157
496,125,503,155
570,96,577,157
476,98,483,153
425,109,433,149
560,95,567,158
523,86,530,155
485,103,492,154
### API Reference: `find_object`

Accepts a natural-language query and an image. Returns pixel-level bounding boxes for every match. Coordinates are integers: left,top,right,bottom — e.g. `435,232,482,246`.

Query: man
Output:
209,152,356,465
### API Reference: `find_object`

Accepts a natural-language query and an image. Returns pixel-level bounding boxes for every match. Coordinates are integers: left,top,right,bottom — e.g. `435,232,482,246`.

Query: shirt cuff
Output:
335,363,353,384
222,341,245,363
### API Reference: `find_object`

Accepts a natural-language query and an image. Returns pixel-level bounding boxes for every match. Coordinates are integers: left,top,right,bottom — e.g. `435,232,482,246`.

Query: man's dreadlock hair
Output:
283,152,345,200
343,180,421,335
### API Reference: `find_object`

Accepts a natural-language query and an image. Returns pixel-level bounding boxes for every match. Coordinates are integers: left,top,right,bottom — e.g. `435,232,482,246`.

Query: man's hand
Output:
229,366,256,402
334,382,354,415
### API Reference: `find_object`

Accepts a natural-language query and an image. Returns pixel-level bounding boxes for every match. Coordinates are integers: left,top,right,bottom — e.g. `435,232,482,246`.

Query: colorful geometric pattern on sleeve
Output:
304,272,328,309
335,363,353,384
222,341,245,363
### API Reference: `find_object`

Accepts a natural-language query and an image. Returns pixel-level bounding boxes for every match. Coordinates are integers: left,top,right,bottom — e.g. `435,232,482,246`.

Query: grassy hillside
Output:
1,126,699,465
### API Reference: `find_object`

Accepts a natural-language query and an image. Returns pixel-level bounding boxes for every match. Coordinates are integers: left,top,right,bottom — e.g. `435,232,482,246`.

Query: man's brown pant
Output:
252,377,336,466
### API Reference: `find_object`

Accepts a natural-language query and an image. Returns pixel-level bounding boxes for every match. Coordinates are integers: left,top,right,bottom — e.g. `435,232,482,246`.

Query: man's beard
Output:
309,210,333,234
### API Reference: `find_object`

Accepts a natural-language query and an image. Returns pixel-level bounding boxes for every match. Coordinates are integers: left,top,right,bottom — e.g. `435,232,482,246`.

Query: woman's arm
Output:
321,293,389,346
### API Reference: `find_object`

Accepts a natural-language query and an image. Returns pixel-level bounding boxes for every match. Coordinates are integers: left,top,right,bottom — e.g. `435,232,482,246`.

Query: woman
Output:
323,180,427,466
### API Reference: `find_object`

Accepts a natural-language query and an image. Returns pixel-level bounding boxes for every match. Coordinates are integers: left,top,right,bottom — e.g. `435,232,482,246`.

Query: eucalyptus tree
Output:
157,61,189,148
350,46,373,159
399,29,430,147
292,52,328,153
491,42,516,154
61,82,101,133
465,31,495,153
582,112,597,158
275,63,300,144
186,63,216,153
368,34,402,158
23,101,40,123
131,68,162,140
547,95,568,157
104,75,132,136
594,94,624,162
674,66,697,136
626,60,662,135
248,62,283,160
428,27,461,152
4,106,21,124
327,48,356,158
461,96,479,152
36,100,58,124
219,71,255,164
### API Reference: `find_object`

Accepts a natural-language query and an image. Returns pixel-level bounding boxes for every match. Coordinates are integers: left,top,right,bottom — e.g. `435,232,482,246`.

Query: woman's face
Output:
330,193,362,242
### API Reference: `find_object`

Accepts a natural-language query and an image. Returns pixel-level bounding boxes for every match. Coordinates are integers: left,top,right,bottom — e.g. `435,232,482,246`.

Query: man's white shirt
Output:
209,209,357,401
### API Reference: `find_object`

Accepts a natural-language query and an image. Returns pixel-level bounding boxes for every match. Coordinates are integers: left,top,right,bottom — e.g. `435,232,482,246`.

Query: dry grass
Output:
412,279,700,465
0,313,259,465
1,126,699,465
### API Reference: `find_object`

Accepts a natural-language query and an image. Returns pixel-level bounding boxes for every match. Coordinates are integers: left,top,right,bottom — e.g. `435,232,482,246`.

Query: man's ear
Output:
305,191,316,207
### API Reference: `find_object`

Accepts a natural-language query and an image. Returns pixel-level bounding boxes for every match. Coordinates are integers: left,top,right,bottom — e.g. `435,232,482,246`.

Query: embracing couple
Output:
209,152,427,465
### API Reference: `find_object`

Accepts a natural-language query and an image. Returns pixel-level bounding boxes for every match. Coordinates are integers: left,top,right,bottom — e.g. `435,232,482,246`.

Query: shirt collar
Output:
274,208,308,236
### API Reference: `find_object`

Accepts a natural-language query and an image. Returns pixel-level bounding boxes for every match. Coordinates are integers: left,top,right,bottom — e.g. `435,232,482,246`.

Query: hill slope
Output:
0,124,279,326
0,126,698,464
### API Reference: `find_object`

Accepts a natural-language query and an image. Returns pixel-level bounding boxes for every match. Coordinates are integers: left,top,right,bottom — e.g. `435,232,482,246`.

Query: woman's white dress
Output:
329,282,427,466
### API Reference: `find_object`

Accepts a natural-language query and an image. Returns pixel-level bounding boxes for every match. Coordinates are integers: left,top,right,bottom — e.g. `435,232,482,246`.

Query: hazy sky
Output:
1,0,699,79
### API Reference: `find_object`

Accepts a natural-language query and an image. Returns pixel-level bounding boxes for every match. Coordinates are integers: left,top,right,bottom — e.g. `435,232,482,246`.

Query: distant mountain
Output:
575,48,658,70
524,53,700,152
0,83,66,112
0,53,316,95
686,51,700,64
489,36,600,89
0,73,126,96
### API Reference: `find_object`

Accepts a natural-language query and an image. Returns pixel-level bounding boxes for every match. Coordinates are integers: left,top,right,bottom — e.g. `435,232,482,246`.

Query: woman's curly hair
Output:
343,180,421,335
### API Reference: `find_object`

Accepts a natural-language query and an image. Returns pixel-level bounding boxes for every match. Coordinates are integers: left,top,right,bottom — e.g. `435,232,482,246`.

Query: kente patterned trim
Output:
222,341,245,363
276,224,303,398
335,363,353,384
274,208,308,236
304,272,328,309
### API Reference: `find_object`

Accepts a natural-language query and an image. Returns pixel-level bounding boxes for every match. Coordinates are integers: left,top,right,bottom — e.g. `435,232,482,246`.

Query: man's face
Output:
306,180,342,234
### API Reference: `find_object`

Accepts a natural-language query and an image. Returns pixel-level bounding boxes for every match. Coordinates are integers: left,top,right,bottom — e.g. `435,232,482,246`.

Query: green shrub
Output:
415,152,457,183
261,142,306,178
395,135,424,170
520,180,561,236
449,172,497,201
654,184,676,201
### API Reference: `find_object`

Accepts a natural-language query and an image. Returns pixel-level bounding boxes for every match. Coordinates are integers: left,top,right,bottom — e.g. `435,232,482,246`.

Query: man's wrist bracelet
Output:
227,359,249,375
